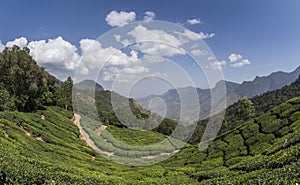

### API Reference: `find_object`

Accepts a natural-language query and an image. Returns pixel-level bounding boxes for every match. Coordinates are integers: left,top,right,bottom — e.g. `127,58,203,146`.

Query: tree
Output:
236,97,255,120
0,46,52,111
0,88,15,111
57,76,73,110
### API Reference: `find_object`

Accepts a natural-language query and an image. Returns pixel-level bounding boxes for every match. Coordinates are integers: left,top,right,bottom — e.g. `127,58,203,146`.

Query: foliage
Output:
0,96,299,184
236,97,255,121
56,76,73,110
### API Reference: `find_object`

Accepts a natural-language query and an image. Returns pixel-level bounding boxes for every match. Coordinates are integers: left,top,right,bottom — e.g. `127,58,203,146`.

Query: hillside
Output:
74,79,104,91
0,47,299,184
137,66,300,120
1,96,299,184
0,107,188,184
188,75,300,145
73,84,178,136
165,96,300,184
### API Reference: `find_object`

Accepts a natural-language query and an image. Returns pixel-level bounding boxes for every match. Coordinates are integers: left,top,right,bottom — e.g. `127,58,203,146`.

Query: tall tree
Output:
0,46,51,111
236,97,255,121
57,76,73,110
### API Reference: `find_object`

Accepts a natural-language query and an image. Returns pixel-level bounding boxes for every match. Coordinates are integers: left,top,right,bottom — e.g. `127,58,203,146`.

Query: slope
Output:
164,97,300,184
0,98,299,184
137,66,300,120
0,106,196,184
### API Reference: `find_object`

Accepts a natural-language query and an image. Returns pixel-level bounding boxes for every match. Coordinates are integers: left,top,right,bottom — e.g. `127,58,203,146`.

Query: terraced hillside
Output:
0,107,197,184
166,97,300,184
1,96,300,184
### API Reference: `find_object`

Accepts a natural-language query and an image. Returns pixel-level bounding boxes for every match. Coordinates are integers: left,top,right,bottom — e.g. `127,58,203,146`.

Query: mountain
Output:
137,66,300,120
72,79,178,134
188,75,300,145
74,79,104,91
232,65,300,97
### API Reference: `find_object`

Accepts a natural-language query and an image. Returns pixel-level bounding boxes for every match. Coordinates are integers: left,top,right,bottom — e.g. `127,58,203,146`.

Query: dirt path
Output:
95,125,107,135
73,114,114,157
73,114,179,159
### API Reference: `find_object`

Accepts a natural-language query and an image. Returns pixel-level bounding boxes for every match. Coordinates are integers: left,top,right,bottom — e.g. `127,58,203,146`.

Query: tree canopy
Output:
0,46,73,111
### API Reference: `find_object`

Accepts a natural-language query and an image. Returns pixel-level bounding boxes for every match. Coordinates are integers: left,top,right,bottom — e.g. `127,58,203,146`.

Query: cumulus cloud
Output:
114,34,131,47
28,37,80,71
230,59,251,68
187,18,202,25
80,39,138,68
228,53,251,68
114,35,121,42
207,56,226,70
102,65,149,81
0,41,4,52
144,11,155,21
178,29,215,42
1,36,147,81
210,60,226,70
228,53,242,63
6,37,28,48
191,49,207,56
105,10,136,27
128,25,185,56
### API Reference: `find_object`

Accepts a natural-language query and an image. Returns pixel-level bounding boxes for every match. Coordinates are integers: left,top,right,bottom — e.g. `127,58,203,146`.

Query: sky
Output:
1,0,300,97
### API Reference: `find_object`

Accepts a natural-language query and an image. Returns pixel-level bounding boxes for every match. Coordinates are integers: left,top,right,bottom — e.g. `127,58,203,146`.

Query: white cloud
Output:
228,53,251,68
122,65,149,75
0,41,4,52
228,53,242,63
128,25,185,56
80,39,138,68
114,34,132,47
6,37,28,48
210,60,226,70
28,37,80,71
144,11,155,21
114,34,121,42
191,49,207,56
105,10,136,27
102,65,149,81
230,59,251,68
178,29,215,41
187,18,202,25
208,56,215,61
129,25,181,46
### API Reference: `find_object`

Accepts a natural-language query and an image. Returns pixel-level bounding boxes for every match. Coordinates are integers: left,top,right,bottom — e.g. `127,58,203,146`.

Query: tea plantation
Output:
0,97,299,184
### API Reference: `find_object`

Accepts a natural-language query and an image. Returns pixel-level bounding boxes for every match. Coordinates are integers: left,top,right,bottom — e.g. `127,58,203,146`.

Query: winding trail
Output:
73,114,179,159
73,114,114,157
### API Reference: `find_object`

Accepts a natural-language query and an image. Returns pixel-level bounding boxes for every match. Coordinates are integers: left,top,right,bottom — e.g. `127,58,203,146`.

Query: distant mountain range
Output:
137,66,300,120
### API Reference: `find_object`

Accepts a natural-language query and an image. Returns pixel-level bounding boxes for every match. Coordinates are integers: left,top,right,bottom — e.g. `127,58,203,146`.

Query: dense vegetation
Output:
73,87,178,136
189,75,300,144
0,47,299,184
1,97,299,184
0,46,73,111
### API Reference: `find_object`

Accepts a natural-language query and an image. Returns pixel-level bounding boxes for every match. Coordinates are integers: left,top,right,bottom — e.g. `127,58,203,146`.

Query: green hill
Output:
0,106,185,184
165,97,300,184
1,97,299,184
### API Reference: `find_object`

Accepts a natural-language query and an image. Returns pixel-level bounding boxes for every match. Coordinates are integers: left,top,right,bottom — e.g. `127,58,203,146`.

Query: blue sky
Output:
1,0,300,96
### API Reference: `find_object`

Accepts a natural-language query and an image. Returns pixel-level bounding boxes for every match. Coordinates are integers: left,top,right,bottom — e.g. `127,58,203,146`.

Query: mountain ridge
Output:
137,66,300,120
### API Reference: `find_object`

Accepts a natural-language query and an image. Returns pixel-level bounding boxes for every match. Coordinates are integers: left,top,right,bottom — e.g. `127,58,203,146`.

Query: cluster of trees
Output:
223,75,300,131
0,46,73,111
189,75,300,144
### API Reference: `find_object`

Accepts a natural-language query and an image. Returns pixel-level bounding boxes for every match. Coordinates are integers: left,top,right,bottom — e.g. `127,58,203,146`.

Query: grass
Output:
0,97,300,184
